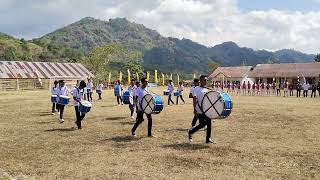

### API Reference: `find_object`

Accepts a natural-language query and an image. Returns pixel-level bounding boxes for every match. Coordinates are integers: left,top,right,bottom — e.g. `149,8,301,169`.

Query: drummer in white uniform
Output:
167,80,175,105
56,80,69,123
51,80,59,115
72,80,87,129
128,79,137,119
131,78,154,137
190,79,199,127
176,81,185,105
188,75,214,144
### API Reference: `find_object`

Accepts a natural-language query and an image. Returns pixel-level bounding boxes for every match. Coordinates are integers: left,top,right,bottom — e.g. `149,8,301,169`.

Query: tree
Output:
124,50,144,80
208,61,219,73
315,54,320,62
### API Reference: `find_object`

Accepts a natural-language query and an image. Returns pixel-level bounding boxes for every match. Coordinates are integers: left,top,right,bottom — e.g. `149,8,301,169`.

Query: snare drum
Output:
58,95,70,105
163,90,170,96
51,95,58,103
201,91,232,119
122,91,132,105
79,100,92,114
174,91,180,96
153,95,163,114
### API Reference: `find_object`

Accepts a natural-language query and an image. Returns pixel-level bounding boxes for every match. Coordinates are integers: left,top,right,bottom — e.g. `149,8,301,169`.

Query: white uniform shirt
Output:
56,86,69,96
51,86,58,95
97,83,104,91
177,85,184,95
128,85,137,96
193,86,209,114
302,83,310,90
86,82,93,91
72,87,82,106
168,83,174,94
136,86,148,111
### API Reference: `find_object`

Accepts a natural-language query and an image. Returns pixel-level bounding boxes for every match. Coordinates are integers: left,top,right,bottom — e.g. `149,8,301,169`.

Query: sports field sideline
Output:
0,88,319,179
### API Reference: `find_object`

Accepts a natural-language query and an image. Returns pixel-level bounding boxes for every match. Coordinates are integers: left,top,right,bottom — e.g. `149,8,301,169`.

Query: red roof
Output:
0,61,94,79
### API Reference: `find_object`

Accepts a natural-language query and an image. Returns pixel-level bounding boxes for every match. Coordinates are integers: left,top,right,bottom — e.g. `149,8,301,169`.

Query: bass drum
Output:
140,94,155,115
201,91,232,119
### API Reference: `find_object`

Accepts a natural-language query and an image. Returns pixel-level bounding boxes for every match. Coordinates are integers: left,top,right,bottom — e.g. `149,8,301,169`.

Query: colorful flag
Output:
162,73,165,86
119,71,122,82
108,72,112,83
154,70,158,84
177,73,180,84
147,71,150,81
170,73,172,80
127,69,131,83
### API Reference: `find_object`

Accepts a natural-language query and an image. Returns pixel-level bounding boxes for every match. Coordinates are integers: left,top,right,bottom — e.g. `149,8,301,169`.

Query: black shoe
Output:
188,130,193,142
206,139,216,144
131,131,136,137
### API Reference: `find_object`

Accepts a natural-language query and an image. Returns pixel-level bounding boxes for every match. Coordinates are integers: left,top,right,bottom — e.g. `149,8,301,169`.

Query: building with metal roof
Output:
209,66,254,83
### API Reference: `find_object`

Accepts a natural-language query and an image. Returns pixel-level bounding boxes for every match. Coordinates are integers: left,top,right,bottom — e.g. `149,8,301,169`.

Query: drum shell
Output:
153,95,163,114
202,91,232,119
218,92,233,119
163,90,170,96
79,104,91,114
96,89,102,94
174,91,180,96
122,91,131,104
51,95,58,103
58,96,70,105
114,85,121,96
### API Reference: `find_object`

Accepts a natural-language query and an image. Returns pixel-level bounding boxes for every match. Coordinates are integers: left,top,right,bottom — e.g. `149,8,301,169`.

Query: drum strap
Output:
203,94,222,116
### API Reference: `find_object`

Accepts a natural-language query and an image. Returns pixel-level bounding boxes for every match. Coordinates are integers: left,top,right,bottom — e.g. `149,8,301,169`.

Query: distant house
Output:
248,62,320,84
209,66,253,83
0,61,94,90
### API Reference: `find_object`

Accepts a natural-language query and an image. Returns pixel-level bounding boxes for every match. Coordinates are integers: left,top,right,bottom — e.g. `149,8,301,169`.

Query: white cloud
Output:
0,0,320,53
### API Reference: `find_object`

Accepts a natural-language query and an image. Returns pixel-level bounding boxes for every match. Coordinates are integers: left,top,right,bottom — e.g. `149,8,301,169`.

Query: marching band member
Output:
276,82,281,96
266,83,271,96
188,75,214,144
296,81,302,97
289,82,294,96
131,78,154,137
176,81,185,105
303,82,310,97
128,79,137,119
261,82,265,96
56,80,69,123
190,79,199,127
72,80,86,129
115,80,124,105
167,80,175,105
96,81,104,100
252,82,256,96
272,82,276,95
86,79,94,102
247,81,251,95
236,82,241,95
51,80,59,115
311,83,317,98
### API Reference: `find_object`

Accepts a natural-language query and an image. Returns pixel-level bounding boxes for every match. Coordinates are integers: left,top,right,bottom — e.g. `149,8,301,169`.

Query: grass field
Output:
0,88,320,179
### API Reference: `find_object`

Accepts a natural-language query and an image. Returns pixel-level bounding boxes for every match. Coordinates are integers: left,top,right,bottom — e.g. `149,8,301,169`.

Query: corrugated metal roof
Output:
248,62,320,78
209,66,252,78
0,61,94,79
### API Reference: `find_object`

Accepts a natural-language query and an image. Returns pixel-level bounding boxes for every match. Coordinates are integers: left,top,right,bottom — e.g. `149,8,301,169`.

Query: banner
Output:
147,71,150,81
108,72,112,83
119,71,123,82
162,73,165,86
154,70,158,84
127,69,131,83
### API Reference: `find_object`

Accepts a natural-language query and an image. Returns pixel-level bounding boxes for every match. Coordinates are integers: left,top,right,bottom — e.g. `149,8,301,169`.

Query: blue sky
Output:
238,0,320,11
0,0,319,53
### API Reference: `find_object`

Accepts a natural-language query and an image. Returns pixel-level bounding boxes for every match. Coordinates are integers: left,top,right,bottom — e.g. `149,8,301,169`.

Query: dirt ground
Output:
0,88,319,179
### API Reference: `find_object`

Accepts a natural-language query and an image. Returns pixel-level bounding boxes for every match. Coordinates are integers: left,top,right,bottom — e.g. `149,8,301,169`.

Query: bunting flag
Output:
177,73,180,84
170,73,172,80
147,71,150,81
162,73,165,86
193,73,196,79
154,70,158,84
136,72,139,82
108,72,112,83
127,69,131,83
119,71,123,82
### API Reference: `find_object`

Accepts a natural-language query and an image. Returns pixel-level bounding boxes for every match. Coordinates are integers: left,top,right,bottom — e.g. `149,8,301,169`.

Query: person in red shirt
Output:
272,82,276,95
283,81,289,97
289,82,294,96
220,82,224,92
247,81,251,95
252,83,256,96
261,82,265,96
236,82,241,95
242,81,246,96
231,82,235,95
266,83,271,96
256,82,260,96
227,82,231,94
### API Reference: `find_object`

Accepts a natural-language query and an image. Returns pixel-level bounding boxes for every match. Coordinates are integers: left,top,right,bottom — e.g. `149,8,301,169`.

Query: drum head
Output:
141,94,155,115
201,91,224,119
80,100,92,107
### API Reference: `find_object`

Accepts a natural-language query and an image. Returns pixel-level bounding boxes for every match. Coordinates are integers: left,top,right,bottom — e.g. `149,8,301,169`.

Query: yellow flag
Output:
162,73,165,86
108,72,111,83
193,73,196,79
170,73,172,80
177,73,180,84
136,72,139,82
127,69,131,83
154,70,158,84
119,71,122,82
147,71,150,81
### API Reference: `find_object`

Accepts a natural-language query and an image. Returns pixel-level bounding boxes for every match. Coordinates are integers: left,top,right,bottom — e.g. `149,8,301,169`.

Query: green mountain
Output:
0,17,315,75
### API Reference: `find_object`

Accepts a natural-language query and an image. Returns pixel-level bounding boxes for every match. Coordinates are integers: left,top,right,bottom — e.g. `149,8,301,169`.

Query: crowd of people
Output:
211,81,320,98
